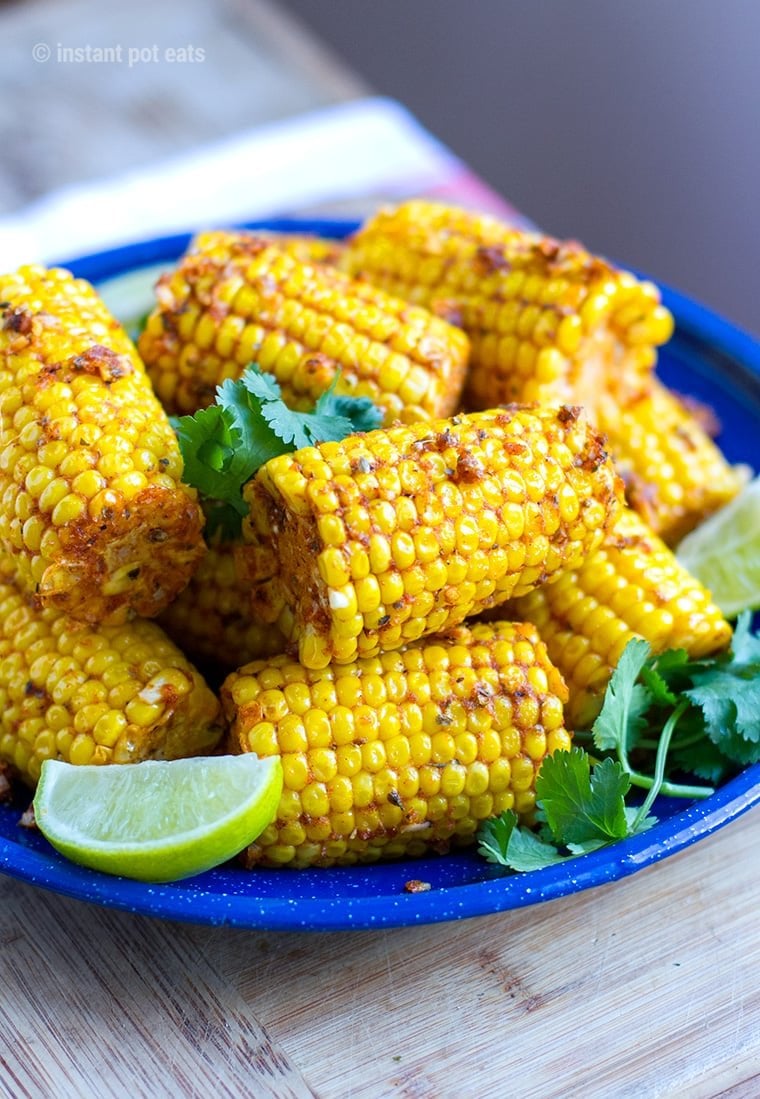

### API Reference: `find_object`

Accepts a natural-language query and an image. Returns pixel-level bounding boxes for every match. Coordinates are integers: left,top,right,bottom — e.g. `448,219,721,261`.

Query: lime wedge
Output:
33,755,283,882
677,476,760,618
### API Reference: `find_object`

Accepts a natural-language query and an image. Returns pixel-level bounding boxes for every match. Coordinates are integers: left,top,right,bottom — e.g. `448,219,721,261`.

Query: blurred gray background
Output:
284,0,760,336
0,0,758,334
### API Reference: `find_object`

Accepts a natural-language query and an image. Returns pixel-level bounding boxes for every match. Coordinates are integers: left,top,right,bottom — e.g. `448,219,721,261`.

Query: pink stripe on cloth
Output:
427,167,536,229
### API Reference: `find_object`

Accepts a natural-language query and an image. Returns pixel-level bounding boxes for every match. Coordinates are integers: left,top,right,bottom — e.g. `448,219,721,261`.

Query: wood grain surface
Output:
1,809,758,1099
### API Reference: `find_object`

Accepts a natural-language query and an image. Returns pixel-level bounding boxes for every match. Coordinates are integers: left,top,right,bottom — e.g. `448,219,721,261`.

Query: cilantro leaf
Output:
175,364,383,538
504,828,570,872
640,649,690,706
684,612,760,765
591,638,652,752
174,405,248,515
315,388,384,433
239,367,283,403
536,749,631,845
669,730,732,784
478,811,567,871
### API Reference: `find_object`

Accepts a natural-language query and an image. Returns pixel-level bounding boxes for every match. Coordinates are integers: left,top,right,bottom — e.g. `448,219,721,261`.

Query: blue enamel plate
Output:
1,219,758,931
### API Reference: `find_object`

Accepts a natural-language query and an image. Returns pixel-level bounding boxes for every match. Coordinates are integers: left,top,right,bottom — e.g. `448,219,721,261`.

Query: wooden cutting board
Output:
1,808,758,1098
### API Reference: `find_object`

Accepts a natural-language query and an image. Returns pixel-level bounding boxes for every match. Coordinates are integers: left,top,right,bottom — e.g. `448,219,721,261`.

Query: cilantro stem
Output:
629,700,713,829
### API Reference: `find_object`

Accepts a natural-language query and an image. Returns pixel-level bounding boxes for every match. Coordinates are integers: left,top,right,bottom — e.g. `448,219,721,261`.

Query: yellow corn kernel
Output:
138,230,469,424
223,620,570,869
0,571,222,786
597,379,745,544
244,406,621,668
510,507,732,727
0,266,204,625
340,199,672,416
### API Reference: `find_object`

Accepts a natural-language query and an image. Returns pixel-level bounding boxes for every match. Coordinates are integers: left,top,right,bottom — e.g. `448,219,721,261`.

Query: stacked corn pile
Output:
1,207,737,869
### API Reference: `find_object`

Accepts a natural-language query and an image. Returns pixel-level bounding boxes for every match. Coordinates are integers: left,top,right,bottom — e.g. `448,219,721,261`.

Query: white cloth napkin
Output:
0,97,482,267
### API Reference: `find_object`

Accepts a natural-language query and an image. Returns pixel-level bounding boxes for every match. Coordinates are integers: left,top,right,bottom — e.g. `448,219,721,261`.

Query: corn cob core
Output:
509,508,732,728
0,570,222,786
159,539,287,668
138,231,470,422
597,379,745,545
0,266,204,625
223,620,571,868
340,199,674,414
242,405,622,670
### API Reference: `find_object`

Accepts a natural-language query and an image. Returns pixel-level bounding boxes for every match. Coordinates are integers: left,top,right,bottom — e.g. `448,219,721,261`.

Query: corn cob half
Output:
241,405,622,670
0,568,222,786
596,379,746,545
158,538,287,668
0,266,205,625
341,199,673,413
223,620,571,868
138,231,470,422
509,508,732,728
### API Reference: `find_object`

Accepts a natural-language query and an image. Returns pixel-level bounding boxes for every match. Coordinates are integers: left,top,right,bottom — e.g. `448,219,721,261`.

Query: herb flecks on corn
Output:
0,570,222,786
223,620,571,868
510,508,732,728
241,405,622,670
138,231,470,423
597,379,746,545
159,538,287,668
341,199,673,413
0,265,204,626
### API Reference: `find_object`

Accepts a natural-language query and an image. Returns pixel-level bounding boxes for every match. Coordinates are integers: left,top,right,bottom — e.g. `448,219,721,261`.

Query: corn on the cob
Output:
241,405,622,670
159,538,287,668
0,568,222,786
509,508,732,728
340,199,674,413
193,229,345,269
596,379,745,545
138,231,470,422
223,620,571,868
0,265,205,626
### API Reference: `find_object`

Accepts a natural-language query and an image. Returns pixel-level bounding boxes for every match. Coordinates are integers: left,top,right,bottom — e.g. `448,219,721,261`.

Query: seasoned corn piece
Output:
223,620,571,868
138,231,469,422
159,539,287,667
0,569,222,786
341,199,673,413
0,265,204,625
193,229,346,269
242,405,622,669
597,379,746,545
510,508,732,727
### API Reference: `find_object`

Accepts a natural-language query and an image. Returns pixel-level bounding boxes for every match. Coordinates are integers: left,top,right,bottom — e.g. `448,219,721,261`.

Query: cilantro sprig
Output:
479,614,760,873
173,365,383,538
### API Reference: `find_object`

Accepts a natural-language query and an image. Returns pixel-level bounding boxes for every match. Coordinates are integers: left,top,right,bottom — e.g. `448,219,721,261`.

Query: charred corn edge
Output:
511,507,732,728
243,406,622,671
222,620,571,868
138,238,470,421
0,266,205,625
0,568,222,786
